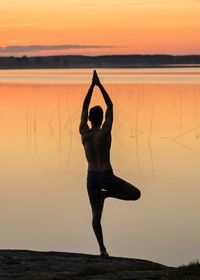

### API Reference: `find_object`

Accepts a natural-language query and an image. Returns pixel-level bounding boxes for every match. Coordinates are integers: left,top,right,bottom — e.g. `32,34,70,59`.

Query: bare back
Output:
81,127,112,171
79,73,113,172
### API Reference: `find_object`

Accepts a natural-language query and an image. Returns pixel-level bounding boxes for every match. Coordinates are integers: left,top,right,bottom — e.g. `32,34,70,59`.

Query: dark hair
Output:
89,106,103,125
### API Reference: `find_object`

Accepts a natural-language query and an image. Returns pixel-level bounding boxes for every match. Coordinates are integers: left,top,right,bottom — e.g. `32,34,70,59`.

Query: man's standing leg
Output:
91,201,109,256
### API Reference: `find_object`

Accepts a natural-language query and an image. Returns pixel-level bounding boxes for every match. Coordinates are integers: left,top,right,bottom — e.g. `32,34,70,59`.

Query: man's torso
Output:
81,128,112,171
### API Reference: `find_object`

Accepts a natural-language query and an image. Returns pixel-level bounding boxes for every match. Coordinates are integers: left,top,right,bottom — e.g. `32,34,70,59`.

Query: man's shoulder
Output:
80,128,94,140
79,123,89,135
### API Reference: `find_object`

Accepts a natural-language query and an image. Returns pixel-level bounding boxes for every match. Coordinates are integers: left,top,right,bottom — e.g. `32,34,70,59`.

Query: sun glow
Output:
0,0,199,56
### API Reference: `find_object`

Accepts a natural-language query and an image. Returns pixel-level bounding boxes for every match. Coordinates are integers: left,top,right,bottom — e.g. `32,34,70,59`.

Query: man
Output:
79,70,141,256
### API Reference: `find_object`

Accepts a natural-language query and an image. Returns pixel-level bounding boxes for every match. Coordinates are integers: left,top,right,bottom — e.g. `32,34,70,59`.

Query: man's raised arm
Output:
79,73,95,134
94,71,113,130
94,71,113,108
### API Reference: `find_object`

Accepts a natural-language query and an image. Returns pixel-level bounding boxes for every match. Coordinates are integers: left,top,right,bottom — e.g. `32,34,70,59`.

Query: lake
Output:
0,68,200,266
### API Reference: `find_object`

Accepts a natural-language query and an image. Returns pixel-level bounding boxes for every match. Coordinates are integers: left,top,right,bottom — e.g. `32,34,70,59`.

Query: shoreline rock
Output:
0,249,181,279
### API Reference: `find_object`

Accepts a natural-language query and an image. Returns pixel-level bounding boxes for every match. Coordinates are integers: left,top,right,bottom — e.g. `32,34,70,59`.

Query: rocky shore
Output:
0,250,198,279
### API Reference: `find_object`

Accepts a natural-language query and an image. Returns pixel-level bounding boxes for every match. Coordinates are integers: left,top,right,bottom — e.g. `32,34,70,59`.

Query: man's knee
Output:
130,187,141,200
92,212,102,229
92,203,102,222
135,189,141,200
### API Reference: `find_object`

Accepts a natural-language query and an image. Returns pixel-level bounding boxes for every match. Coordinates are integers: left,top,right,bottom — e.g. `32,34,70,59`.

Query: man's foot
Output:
100,248,109,257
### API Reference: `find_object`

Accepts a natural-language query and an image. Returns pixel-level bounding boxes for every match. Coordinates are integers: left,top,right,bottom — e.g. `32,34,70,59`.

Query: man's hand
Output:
93,70,101,86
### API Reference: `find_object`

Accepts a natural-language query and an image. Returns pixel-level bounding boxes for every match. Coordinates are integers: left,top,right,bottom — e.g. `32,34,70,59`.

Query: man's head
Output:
89,106,103,126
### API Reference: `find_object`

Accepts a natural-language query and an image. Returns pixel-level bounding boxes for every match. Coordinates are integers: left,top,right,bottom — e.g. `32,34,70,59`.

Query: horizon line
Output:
1,53,200,58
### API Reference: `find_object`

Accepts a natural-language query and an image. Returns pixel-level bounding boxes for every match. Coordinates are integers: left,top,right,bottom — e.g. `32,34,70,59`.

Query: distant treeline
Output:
0,55,200,69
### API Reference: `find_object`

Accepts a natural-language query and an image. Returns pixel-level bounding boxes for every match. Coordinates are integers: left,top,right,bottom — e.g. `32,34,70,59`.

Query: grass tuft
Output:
165,260,200,280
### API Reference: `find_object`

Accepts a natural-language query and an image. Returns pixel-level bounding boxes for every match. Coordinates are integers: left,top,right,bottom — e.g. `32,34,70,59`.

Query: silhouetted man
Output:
79,70,141,256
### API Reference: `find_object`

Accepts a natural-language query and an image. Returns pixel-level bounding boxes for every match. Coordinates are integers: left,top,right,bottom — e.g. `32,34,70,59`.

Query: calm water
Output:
0,68,200,266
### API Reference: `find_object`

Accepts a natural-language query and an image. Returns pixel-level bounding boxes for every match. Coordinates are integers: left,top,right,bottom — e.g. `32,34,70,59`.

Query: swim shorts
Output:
87,169,134,205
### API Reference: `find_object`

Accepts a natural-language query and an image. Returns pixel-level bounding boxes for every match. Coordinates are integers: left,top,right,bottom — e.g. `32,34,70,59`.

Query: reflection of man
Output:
79,70,141,256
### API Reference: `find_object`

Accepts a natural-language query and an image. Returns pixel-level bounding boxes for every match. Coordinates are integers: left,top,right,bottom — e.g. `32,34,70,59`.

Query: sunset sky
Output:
0,0,200,56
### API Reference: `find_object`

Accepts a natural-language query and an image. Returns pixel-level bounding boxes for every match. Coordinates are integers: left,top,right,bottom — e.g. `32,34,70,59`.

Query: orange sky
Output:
0,0,200,56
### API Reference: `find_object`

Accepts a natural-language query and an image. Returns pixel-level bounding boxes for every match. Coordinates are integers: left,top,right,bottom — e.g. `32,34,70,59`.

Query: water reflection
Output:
0,70,200,266
1,68,200,84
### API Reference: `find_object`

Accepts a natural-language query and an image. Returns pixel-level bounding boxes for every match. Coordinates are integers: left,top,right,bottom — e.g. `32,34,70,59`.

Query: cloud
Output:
0,44,115,53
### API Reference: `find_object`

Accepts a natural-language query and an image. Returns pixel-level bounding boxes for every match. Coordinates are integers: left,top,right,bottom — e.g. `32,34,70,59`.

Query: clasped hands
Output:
91,70,101,87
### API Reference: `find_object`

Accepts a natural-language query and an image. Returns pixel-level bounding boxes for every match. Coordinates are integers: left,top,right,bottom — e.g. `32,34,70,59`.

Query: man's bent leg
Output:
91,201,109,256
104,175,141,201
